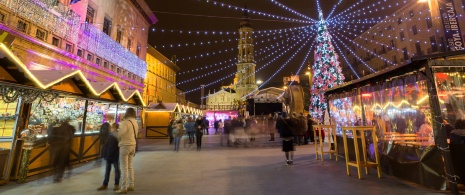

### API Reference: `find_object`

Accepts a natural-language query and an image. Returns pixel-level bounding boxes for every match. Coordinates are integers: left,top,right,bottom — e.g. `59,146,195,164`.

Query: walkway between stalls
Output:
0,129,458,195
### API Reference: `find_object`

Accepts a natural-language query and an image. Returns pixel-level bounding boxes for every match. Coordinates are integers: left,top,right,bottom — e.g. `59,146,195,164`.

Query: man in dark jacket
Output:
48,118,75,182
202,117,209,135
98,123,120,191
276,112,295,165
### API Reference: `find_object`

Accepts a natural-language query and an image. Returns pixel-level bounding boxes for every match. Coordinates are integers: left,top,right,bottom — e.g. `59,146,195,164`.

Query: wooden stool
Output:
313,125,338,162
341,126,381,179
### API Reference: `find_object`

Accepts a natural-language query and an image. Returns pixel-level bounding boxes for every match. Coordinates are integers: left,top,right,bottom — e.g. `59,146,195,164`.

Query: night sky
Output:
146,0,408,104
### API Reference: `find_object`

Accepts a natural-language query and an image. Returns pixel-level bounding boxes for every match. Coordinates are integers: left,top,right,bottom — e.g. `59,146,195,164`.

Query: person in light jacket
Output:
116,108,138,194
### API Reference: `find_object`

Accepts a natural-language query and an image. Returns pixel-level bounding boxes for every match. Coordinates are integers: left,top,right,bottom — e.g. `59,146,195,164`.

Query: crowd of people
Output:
165,112,320,165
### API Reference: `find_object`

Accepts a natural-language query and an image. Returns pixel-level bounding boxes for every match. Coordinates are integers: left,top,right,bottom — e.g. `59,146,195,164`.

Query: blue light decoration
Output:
175,32,311,86
185,31,315,96
79,24,147,78
199,0,314,24
268,0,317,22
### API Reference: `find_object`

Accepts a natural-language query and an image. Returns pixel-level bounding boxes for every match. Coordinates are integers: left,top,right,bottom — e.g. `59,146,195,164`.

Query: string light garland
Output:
176,30,311,75
240,33,316,99
268,0,317,22
186,31,314,96
79,24,147,78
326,0,343,20
175,32,311,86
152,25,312,36
0,0,80,42
328,0,410,23
197,0,314,24
330,35,361,79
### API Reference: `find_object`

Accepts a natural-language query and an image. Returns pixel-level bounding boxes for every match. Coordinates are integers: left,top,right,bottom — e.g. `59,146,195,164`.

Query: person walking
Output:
172,119,183,152
195,116,204,151
116,108,138,194
218,120,224,134
276,113,295,165
202,116,210,135
184,117,196,146
267,113,276,141
214,120,220,134
167,119,175,145
307,115,317,144
97,123,120,191
48,118,76,182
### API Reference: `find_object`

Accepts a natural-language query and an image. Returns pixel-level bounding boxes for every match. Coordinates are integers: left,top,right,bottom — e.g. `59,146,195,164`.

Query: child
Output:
97,123,120,191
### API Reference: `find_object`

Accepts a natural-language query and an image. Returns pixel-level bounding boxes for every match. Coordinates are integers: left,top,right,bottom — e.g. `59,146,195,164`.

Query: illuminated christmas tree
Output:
310,11,345,120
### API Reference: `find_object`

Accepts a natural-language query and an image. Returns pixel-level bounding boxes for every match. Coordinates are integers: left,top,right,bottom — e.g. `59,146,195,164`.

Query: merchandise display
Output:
0,99,17,138
328,72,435,147
28,97,85,137
85,102,114,134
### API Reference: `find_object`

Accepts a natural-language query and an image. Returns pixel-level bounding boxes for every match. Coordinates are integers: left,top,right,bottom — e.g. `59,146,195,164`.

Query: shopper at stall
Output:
97,123,120,191
116,108,138,194
99,117,111,159
218,120,224,134
195,116,204,151
48,118,76,183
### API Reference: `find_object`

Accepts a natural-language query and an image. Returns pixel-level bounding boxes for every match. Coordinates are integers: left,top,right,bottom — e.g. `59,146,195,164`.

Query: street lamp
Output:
256,80,263,85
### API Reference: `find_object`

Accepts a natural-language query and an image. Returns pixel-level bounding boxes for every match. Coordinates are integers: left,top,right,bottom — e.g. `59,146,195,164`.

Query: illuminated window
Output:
36,28,46,41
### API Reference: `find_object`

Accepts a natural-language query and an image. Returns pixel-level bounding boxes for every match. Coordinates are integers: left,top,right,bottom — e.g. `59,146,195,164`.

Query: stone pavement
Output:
0,132,458,195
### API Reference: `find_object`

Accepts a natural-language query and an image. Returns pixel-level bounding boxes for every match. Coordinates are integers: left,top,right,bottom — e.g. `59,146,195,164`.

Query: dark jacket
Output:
100,122,110,143
195,119,203,133
276,118,293,138
102,133,119,161
48,122,76,145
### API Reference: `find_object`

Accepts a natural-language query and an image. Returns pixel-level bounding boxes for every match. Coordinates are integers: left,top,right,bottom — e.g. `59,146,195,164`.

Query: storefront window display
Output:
435,71,465,141
85,101,113,134
329,72,435,146
116,105,142,128
28,97,85,137
0,99,18,138
328,92,361,134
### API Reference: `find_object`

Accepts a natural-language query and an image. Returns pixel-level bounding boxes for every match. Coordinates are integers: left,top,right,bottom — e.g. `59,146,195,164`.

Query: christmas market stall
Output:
145,102,202,138
0,44,145,182
325,52,465,191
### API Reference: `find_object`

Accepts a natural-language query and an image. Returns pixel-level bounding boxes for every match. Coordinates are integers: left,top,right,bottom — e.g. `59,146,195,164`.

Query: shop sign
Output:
438,0,464,51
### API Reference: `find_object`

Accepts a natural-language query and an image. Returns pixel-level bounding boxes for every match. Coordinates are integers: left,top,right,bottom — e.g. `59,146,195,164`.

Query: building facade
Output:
339,0,465,79
145,45,180,105
206,7,257,111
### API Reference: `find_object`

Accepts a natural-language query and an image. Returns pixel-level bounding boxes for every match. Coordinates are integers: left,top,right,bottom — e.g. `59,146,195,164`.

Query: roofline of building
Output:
131,0,158,25
147,45,181,72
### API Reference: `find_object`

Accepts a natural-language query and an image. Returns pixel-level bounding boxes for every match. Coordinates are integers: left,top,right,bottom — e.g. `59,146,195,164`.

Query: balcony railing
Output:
0,0,80,42
78,23,147,78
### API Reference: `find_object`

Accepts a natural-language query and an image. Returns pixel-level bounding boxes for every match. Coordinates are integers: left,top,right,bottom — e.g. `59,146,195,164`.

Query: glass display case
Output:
0,99,18,138
85,101,113,134
28,97,85,137
328,72,435,147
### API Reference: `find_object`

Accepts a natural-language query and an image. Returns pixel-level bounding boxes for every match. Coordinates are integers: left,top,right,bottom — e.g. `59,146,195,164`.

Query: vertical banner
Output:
438,0,464,51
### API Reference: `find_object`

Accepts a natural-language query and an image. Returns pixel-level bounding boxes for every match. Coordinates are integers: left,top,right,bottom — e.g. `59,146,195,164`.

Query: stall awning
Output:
0,43,145,106
145,102,202,115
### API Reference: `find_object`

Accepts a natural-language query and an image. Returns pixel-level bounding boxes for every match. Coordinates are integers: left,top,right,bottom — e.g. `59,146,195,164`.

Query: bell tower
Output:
236,3,257,99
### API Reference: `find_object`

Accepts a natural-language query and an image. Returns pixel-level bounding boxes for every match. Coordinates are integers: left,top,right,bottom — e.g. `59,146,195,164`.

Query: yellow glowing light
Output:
0,43,146,107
